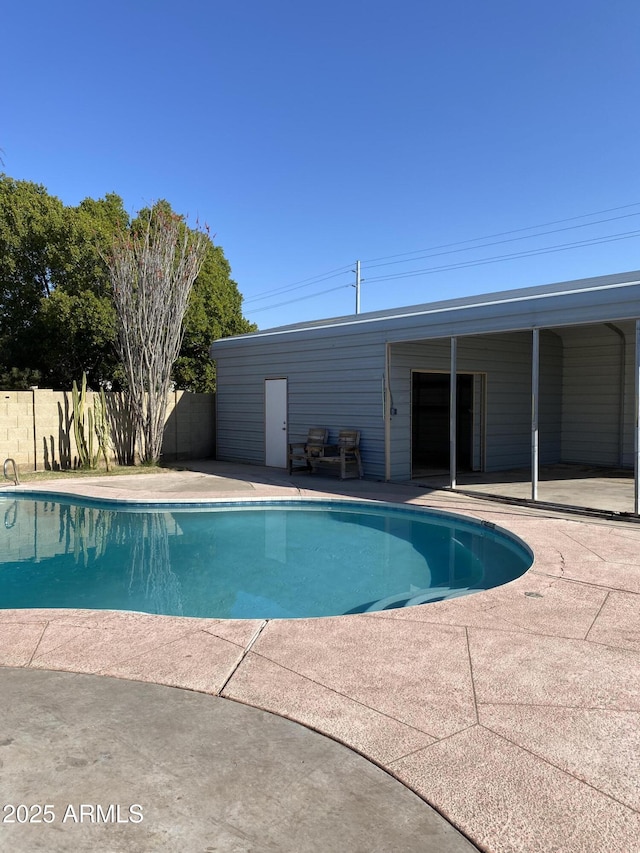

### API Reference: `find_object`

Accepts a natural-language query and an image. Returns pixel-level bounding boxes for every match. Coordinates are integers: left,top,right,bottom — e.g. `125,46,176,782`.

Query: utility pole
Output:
353,260,361,314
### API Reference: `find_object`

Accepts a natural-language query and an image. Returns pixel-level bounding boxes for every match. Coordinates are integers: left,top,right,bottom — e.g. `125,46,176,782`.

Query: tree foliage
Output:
0,174,254,393
0,176,125,387
36,288,118,386
0,176,66,370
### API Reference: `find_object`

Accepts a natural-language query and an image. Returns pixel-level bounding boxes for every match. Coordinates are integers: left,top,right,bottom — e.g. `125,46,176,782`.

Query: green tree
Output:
0,175,127,387
34,193,128,387
56,193,129,299
0,175,253,395
0,175,66,370
35,289,118,388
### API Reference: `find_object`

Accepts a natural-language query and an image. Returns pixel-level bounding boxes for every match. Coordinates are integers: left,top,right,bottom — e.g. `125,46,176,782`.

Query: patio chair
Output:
288,427,329,474
309,429,363,479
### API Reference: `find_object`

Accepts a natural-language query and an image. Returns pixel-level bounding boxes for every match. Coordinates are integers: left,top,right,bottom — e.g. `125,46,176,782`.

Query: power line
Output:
363,211,640,271
243,264,352,304
247,283,351,314
364,229,640,284
243,202,640,316
360,201,640,265
366,230,640,282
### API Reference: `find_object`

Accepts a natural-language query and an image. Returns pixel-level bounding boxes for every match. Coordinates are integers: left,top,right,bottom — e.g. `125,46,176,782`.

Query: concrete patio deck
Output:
1,462,639,853
412,463,638,516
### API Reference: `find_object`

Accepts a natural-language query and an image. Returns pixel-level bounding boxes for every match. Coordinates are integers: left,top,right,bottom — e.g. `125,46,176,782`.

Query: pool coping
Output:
1,466,639,853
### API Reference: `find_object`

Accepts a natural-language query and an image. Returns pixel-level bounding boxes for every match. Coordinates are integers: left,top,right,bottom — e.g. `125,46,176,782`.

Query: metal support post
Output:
635,320,640,514
450,336,457,490
531,328,540,502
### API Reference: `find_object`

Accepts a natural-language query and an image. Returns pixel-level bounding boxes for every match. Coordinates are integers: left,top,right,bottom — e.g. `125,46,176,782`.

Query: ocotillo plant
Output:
108,203,208,463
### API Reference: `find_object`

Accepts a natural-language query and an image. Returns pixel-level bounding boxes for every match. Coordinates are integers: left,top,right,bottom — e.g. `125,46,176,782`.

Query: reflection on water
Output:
3,500,17,530
56,503,112,566
58,503,183,615
1,498,184,616
128,513,183,616
0,498,532,618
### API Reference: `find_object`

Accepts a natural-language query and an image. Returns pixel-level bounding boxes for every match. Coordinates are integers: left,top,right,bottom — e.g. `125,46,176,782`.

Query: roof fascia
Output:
211,273,640,349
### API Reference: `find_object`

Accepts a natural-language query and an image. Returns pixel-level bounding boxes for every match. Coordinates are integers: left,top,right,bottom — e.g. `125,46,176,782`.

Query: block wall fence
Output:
0,389,215,472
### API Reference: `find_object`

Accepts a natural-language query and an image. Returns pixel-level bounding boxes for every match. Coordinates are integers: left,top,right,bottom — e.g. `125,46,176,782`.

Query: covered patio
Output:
390,314,640,517
412,463,637,516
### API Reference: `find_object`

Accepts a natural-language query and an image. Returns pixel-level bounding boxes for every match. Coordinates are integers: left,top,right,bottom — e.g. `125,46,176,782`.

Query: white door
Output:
265,378,288,467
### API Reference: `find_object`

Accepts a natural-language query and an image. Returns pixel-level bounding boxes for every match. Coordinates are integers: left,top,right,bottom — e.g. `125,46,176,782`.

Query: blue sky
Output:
3,1,639,328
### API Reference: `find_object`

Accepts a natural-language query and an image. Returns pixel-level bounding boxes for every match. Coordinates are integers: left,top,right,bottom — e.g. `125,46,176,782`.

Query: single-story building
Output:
210,270,640,513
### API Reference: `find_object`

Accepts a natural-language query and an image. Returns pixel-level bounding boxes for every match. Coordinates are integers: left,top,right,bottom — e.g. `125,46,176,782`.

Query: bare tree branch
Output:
108,205,208,463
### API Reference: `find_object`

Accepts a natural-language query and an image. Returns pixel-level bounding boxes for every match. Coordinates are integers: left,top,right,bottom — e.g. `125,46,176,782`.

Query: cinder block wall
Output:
0,391,36,469
0,389,215,472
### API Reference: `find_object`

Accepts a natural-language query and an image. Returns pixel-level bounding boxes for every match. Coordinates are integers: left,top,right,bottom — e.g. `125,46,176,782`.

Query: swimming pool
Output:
0,496,532,619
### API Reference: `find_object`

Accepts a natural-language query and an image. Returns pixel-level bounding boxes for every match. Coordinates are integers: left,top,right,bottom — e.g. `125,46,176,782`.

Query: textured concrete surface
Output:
0,668,475,853
415,463,637,515
1,461,639,853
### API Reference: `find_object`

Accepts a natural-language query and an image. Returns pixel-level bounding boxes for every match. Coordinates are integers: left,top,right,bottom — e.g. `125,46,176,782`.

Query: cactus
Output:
72,373,100,469
93,386,112,471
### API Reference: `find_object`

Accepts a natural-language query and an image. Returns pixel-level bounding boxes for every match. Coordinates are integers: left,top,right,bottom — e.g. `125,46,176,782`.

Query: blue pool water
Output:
0,496,532,619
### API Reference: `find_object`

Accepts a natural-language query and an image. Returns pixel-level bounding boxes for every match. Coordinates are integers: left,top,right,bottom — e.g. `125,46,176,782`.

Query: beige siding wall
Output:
0,389,215,472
